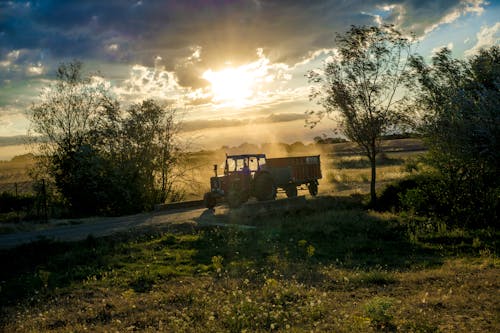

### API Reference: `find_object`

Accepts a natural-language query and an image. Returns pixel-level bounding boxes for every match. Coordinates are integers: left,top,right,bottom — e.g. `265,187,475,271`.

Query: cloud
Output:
431,42,454,55
386,0,487,36
1,0,486,88
112,61,187,105
181,112,306,132
464,22,500,57
26,62,44,76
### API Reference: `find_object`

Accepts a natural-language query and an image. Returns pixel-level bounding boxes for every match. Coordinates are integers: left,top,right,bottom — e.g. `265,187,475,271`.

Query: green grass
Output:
0,143,497,331
1,200,498,332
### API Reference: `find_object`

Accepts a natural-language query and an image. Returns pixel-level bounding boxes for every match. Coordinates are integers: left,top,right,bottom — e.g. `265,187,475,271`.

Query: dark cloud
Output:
0,0,480,88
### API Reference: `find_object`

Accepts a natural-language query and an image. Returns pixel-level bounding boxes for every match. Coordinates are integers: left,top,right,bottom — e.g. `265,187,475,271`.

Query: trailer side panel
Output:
266,156,321,184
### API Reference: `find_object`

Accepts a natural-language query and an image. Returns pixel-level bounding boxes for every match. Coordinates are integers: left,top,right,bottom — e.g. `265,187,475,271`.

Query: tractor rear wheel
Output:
285,184,298,198
254,173,276,201
227,188,243,208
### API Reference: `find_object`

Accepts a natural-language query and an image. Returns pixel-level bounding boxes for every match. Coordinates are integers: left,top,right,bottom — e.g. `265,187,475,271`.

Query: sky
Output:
0,0,499,152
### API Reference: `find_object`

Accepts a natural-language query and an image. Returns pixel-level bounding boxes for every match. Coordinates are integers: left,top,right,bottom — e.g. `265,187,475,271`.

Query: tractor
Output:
204,153,321,209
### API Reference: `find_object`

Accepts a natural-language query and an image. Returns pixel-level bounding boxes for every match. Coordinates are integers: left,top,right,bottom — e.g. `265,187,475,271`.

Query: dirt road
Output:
0,207,224,249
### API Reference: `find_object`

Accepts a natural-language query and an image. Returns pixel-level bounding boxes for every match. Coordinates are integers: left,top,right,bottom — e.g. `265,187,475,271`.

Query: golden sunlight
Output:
202,66,255,107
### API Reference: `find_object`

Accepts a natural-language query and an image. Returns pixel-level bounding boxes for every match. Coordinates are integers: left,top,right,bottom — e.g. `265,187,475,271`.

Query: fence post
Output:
42,179,48,223
15,182,20,221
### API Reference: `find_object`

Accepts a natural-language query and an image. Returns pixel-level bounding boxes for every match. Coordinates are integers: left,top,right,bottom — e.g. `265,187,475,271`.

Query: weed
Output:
363,296,395,330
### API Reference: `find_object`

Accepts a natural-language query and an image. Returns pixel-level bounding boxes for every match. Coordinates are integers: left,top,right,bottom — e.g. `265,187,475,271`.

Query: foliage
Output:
0,191,35,214
308,25,415,204
313,135,348,144
363,296,395,329
410,46,500,228
28,61,184,216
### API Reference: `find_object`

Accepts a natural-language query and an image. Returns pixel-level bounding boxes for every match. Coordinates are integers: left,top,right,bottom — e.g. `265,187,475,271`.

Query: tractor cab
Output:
224,154,267,176
204,153,272,208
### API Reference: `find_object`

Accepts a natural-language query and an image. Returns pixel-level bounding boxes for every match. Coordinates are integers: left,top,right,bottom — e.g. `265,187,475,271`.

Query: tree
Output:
121,99,183,209
29,61,185,216
29,61,121,215
308,25,414,205
410,46,499,227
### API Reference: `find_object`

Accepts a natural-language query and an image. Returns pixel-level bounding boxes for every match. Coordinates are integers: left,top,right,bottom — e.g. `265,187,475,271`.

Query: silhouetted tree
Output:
308,25,415,205
29,61,184,216
410,46,500,227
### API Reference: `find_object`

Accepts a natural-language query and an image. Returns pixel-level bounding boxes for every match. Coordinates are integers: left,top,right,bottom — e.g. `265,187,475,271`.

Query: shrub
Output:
377,173,500,229
363,296,395,329
0,192,35,214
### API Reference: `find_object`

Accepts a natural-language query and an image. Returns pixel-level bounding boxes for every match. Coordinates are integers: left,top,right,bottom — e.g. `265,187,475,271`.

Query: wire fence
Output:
0,179,49,223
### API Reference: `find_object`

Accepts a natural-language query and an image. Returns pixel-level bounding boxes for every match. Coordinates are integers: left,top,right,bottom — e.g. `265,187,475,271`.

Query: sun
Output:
202,66,255,107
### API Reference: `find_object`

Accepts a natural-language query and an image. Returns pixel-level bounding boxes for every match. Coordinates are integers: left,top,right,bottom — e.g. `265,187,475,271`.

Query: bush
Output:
376,176,420,212
377,173,500,229
0,192,35,214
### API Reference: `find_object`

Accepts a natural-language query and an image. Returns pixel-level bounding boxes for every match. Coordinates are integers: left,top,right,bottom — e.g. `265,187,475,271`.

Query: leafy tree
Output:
410,46,499,227
308,25,415,204
121,99,183,209
29,61,185,216
29,61,121,215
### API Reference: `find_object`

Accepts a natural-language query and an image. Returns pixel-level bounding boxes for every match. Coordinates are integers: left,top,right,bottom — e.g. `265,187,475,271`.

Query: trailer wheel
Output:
254,173,276,201
308,182,318,196
204,192,216,209
285,184,298,198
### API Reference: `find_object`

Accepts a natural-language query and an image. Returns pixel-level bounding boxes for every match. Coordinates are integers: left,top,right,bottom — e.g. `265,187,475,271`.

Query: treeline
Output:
28,61,185,216
378,46,500,229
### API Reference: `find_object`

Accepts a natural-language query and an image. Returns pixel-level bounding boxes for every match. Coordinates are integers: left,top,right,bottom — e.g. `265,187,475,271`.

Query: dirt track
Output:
0,206,223,249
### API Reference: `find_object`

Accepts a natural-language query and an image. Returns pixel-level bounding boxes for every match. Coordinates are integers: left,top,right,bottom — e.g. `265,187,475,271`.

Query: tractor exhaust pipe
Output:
213,164,218,177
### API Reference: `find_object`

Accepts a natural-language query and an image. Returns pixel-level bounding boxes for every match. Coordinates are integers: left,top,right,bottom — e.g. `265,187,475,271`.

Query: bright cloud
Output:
113,61,184,104
26,63,44,76
107,43,119,52
465,22,500,57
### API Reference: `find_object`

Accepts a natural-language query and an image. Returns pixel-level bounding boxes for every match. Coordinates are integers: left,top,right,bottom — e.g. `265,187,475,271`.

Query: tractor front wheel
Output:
204,192,216,209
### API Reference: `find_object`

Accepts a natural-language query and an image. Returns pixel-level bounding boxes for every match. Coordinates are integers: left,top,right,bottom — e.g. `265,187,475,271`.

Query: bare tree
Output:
308,25,415,204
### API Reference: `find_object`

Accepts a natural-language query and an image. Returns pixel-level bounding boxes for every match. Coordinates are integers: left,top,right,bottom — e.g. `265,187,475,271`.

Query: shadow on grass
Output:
5,195,486,313
192,196,443,285
0,233,145,310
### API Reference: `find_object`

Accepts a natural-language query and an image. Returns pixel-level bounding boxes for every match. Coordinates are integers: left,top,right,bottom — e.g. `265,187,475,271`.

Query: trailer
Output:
265,155,321,197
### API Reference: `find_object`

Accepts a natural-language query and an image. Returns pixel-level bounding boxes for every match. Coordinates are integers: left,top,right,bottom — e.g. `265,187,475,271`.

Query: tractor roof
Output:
226,154,266,159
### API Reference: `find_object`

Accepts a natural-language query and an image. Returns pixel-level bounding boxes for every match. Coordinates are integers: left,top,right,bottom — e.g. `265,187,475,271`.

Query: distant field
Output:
0,152,36,194
0,139,425,199
0,144,36,162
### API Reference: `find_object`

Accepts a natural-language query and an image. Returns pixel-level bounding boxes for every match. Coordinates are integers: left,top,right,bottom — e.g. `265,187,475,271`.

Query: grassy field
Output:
0,196,498,332
1,139,498,332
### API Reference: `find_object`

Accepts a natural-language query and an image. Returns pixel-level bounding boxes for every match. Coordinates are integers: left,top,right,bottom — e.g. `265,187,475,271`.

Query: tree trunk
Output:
369,154,377,207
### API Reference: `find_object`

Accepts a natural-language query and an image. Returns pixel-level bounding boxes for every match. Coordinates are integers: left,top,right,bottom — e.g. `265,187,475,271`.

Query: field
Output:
0,200,498,332
0,139,498,332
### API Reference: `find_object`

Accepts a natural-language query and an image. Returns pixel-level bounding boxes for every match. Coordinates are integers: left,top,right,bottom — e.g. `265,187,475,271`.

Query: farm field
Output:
0,139,498,332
